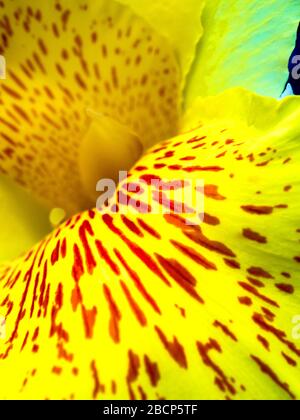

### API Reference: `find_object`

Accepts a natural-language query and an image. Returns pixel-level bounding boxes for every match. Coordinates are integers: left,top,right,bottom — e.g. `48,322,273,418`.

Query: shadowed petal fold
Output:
0,175,49,262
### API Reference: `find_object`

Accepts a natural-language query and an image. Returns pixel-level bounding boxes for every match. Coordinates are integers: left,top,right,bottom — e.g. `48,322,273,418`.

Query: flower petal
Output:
0,88,299,399
0,175,50,262
118,0,205,87
185,0,300,107
0,0,180,213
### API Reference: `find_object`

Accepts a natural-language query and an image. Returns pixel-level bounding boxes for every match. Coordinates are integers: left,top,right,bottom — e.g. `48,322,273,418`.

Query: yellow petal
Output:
0,88,299,399
185,0,300,107
0,0,180,213
118,0,205,88
0,175,50,262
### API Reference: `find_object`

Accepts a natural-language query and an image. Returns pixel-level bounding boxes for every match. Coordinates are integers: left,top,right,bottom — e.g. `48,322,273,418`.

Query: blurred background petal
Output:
185,0,300,107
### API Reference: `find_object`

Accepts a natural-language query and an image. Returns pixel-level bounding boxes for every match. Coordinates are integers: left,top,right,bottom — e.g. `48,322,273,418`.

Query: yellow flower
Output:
0,0,299,400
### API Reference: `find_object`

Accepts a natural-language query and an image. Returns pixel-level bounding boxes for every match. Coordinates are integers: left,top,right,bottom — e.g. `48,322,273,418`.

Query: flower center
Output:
79,111,143,205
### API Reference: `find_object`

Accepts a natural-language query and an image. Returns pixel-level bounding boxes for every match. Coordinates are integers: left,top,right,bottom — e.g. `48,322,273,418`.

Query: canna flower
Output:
0,0,299,400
